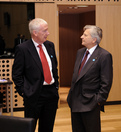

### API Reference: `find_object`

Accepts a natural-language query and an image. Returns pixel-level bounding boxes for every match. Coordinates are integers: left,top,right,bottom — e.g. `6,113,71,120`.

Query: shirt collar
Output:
32,38,43,47
87,45,97,55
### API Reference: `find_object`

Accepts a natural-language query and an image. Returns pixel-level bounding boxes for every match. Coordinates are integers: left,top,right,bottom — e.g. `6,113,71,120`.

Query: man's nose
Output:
80,35,83,39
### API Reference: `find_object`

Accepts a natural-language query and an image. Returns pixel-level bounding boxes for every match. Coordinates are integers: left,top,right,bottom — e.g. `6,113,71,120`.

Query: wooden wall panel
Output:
35,3,60,78
59,14,80,86
59,11,95,86
96,5,121,101
1,0,121,5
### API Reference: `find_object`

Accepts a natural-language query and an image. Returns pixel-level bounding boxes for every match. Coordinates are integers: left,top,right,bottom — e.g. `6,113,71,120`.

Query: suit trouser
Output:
24,84,59,132
71,105,101,132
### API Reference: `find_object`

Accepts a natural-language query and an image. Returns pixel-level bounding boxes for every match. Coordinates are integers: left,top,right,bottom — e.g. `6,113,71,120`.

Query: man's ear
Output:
92,38,97,44
33,30,37,36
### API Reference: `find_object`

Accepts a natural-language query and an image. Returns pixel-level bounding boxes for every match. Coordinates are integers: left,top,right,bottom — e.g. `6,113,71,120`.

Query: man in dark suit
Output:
12,18,59,132
67,25,113,132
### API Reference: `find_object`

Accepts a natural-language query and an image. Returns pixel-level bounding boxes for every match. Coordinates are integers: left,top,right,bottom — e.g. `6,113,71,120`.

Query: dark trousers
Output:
71,105,101,132
24,84,59,132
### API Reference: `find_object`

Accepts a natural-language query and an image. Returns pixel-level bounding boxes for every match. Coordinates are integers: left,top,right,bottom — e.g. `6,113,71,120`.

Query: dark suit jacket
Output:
12,39,59,107
67,45,113,112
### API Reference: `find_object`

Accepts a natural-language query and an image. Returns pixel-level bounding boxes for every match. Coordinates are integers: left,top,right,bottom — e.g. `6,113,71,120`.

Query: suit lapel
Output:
43,42,51,58
43,41,54,64
75,49,86,76
71,48,86,83
76,46,100,83
26,39,43,72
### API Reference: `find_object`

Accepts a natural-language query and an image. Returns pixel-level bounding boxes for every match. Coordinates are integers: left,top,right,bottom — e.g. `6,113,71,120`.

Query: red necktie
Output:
78,50,89,75
38,45,52,84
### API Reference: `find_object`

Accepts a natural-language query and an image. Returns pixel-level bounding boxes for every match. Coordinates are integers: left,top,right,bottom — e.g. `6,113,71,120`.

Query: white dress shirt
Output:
32,39,55,85
84,45,97,65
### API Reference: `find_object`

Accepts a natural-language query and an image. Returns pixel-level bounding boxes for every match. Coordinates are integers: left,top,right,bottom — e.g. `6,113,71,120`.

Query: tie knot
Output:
37,44,42,48
86,50,89,56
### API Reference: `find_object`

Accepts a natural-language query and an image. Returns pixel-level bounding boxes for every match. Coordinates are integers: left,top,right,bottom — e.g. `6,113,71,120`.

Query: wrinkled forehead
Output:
83,29,91,36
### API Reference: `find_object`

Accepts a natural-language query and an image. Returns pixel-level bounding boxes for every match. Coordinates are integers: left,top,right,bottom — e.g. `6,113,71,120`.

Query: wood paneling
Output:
59,11,95,86
1,0,121,5
96,5,121,101
59,14,80,86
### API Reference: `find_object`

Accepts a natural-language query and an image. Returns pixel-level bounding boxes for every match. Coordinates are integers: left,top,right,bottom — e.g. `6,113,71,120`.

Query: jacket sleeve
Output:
51,42,59,89
97,52,113,105
12,45,24,97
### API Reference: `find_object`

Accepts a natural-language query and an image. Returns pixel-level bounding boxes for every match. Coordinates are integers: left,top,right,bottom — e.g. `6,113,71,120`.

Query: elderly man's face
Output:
81,29,96,49
36,23,50,44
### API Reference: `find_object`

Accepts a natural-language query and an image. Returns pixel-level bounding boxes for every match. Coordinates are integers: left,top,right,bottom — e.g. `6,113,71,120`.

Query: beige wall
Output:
96,5,121,101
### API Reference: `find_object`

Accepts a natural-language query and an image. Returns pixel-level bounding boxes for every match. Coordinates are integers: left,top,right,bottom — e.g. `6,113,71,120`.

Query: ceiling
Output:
58,5,95,14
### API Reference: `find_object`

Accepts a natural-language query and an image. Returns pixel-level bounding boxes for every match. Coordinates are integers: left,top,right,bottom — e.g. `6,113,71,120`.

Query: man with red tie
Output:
67,25,113,132
12,18,59,132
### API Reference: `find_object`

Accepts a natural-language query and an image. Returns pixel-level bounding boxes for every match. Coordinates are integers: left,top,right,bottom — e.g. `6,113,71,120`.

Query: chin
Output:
82,43,85,46
44,39,47,42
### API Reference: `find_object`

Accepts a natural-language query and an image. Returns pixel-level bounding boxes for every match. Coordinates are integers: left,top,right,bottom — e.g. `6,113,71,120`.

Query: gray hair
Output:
29,18,47,34
83,25,102,45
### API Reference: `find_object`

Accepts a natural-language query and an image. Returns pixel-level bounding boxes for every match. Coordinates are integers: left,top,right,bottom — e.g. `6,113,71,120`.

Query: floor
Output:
2,87,121,132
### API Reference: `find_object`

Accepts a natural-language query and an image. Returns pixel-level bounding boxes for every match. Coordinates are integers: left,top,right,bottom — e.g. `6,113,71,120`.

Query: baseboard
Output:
105,101,121,105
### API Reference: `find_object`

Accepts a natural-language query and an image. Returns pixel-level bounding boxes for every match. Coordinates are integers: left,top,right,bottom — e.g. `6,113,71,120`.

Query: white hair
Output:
29,18,47,34
83,25,102,45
